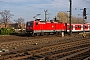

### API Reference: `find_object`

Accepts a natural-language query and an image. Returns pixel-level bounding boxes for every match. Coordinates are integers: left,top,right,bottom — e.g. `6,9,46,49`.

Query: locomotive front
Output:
26,21,34,34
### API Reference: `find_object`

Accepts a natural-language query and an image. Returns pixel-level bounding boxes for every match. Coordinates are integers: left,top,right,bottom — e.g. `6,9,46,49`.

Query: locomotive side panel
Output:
41,22,55,32
33,21,42,33
55,23,66,32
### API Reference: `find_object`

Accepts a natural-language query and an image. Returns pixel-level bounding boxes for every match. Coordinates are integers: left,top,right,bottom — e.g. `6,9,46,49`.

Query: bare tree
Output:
14,17,25,29
0,18,4,23
14,17,24,24
0,10,13,28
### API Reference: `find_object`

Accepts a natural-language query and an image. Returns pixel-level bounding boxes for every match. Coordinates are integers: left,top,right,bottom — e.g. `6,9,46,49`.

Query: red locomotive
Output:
26,19,90,36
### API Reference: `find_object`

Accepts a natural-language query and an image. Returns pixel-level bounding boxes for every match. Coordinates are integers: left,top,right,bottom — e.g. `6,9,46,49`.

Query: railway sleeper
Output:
29,55,45,60
84,56,90,60
5,55,32,60
71,51,90,60
33,42,90,55
58,48,90,60
33,45,90,60
0,40,89,55
0,37,90,59
0,53,25,59
47,47,89,60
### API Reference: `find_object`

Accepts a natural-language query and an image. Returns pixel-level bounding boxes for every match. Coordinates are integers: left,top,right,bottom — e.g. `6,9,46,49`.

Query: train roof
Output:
67,23,90,25
27,20,66,24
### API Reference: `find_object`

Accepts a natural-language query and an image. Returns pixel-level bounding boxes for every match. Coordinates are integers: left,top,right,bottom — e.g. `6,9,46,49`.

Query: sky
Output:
0,0,90,23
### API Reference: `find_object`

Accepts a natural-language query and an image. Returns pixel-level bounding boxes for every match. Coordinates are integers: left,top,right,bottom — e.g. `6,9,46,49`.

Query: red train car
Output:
67,23,90,32
26,19,66,36
26,19,90,36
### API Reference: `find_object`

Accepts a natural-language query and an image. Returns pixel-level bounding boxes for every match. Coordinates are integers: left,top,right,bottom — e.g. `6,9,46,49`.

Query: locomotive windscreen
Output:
26,22,33,26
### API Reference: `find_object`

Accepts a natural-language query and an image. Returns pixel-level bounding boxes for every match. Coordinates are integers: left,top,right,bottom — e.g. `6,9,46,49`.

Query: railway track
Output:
0,34,82,50
0,33,80,43
0,35,90,60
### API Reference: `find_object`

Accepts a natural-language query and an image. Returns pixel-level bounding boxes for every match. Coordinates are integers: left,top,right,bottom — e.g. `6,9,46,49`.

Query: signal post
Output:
69,0,72,36
82,8,87,38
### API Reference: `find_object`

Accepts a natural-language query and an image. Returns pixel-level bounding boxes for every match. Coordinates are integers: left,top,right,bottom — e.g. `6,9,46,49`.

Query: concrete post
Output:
61,32,64,37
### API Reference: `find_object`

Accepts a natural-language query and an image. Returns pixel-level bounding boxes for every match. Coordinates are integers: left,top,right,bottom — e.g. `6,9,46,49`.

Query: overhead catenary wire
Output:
0,1,45,9
82,0,90,2
0,0,74,10
0,0,61,14
0,0,89,11
0,0,89,18
50,0,69,6
0,0,67,16
0,1,47,16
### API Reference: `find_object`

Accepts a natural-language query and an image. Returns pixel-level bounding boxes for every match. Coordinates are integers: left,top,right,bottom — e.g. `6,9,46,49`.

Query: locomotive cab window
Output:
26,22,33,26
36,23,38,26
